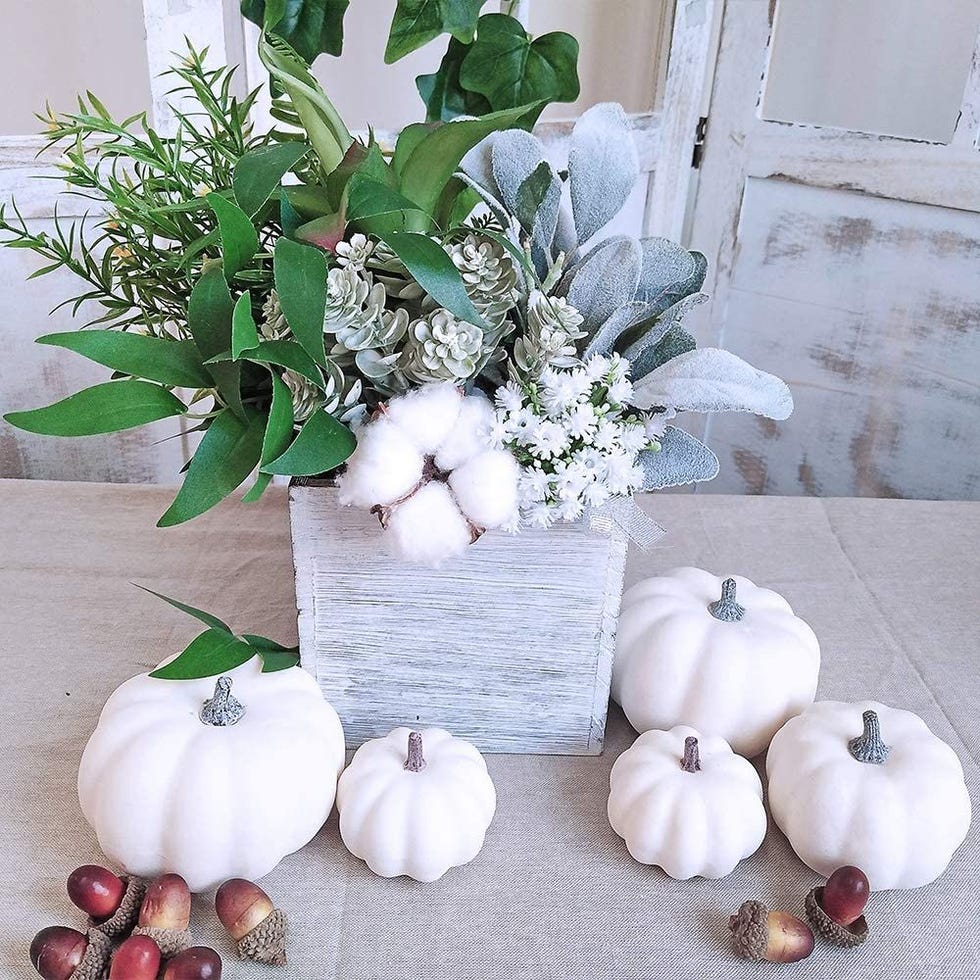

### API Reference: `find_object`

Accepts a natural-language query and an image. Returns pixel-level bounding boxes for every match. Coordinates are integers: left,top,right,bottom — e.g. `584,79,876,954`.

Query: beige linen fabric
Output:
0,479,977,979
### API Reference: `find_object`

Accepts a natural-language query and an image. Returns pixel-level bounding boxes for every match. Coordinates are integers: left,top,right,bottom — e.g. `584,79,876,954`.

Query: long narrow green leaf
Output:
134,585,232,633
157,408,265,526
207,192,259,279
36,331,210,388
274,237,327,366
4,380,185,436
233,142,311,216
210,339,323,385
242,371,294,502
149,628,257,680
262,408,355,476
232,291,261,358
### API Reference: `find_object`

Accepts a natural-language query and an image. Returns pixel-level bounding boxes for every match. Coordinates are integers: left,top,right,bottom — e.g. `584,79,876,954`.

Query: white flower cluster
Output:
491,355,660,528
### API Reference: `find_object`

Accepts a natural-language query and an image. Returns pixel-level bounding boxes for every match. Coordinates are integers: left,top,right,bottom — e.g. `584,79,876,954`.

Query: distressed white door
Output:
664,0,980,499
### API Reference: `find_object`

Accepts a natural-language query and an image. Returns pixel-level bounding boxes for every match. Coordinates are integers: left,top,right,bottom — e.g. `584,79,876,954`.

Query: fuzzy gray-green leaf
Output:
561,235,642,336
638,425,720,489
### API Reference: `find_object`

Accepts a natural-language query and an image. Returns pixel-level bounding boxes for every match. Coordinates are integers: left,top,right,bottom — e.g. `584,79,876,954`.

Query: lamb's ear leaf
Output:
637,238,707,314
568,103,639,244
134,585,232,633
583,301,654,359
560,236,642,337
149,628,257,680
233,141,311,217
262,408,356,476
632,347,794,418
620,292,709,369
628,324,697,379
638,425,720,489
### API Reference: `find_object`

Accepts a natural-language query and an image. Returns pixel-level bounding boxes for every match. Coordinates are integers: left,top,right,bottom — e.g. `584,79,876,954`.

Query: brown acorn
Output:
162,946,222,979
108,935,162,979
67,865,146,939
729,900,815,963
131,873,192,957
29,926,112,980
215,878,287,965
805,866,871,948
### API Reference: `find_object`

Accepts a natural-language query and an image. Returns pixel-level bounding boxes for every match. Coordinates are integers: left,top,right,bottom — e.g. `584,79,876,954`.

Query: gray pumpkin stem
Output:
405,731,427,772
848,709,890,764
708,578,746,622
680,736,702,772
200,676,246,726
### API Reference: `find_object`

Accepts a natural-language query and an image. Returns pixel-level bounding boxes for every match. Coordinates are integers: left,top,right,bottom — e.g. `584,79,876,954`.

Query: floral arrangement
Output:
2,10,791,565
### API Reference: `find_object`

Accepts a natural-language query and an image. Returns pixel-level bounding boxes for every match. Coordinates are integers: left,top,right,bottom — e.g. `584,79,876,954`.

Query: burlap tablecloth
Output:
1,479,977,979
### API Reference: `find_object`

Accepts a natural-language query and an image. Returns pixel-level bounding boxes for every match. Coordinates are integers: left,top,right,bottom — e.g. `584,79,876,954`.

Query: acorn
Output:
29,926,112,980
130,873,192,957
162,946,222,979
805,865,871,947
67,864,146,939
215,878,287,965
108,935,162,979
729,900,815,963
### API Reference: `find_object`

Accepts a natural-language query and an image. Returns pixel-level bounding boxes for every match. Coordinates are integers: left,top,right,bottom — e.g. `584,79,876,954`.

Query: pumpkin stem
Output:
848,709,890,764
404,730,427,772
200,676,246,726
708,578,746,622
680,735,702,772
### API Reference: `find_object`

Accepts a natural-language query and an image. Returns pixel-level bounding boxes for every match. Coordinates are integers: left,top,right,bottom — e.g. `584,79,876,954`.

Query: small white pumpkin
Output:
78,658,345,893
767,700,972,890
608,726,766,879
337,727,496,882
613,567,820,757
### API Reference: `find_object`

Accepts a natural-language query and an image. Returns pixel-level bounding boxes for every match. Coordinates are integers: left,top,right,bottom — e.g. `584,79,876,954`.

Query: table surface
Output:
1,479,978,980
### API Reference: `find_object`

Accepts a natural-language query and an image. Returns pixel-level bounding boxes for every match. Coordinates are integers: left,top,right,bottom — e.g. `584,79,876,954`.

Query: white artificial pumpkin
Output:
78,657,345,893
767,700,972,890
607,726,766,879
337,727,496,882
613,567,820,757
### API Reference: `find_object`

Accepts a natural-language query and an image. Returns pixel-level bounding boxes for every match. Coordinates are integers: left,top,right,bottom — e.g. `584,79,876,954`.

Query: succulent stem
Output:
680,735,701,772
404,731,427,772
708,578,746,622
847,709,890,764
199,676,246,726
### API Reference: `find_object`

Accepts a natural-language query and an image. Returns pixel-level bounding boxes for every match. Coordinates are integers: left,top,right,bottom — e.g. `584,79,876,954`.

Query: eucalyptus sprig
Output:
138,586,300,679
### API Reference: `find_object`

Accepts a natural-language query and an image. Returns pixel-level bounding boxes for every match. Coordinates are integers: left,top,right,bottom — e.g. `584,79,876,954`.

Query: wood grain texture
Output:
289,483,628,754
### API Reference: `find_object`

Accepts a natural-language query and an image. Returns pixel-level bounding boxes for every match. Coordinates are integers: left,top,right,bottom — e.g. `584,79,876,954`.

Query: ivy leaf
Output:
274,237,327,366
149,628,258,680
242,371,294,503
383,232,488,328
35,331,210,388
4,380,185,436
233,142,311,217
262,409,355,476
241,0,350,62
207,193,259,279
416,37,492,122
385,0,485,63
158,408,266,526
232,292,261,359
134,585,232,633
460,14,579,111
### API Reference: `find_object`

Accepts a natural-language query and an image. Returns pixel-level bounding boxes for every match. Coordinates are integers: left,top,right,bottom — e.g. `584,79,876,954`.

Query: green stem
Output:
848,709,890,764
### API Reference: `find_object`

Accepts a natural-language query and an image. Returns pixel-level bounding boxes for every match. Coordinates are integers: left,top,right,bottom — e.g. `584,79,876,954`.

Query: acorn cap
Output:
728,899,769,962
130,924,192,959
72,930,113,980
237,907,287,966
91,876,146,940
805,886,870,948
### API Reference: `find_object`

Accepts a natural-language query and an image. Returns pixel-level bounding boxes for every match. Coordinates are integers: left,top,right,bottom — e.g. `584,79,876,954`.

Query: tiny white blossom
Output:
495,380,525,413
525,500,557,528
605,450,642,495
607,352,630,383
488,415,511,448
591,419,620,452
584,354,611,381
565,401,598,439
619,421,649,453
607,376,634,405
552,458,592,499
519,466,553,502
556,496,585,522
529,419,569,459
582,481,611,507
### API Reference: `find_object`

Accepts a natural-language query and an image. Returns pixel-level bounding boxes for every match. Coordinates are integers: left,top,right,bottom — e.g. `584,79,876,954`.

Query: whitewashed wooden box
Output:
288,480,628,754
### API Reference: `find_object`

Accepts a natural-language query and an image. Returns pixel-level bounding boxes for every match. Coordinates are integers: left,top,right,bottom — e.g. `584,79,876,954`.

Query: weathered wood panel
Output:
289,482,628,754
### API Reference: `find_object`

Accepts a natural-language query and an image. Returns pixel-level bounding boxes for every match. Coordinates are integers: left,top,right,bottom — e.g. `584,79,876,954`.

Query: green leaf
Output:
383,232,488,328
242,0,350,62
36,331,210,388
263,408,355,476
398,101,544,217
392,123,436,178
232,291,261,358
274,237,328,365
233,142,311,216
242,633,301,672
385,0,485,63
460,14,579,111
283,183,337,219
515,160,554,233
346,175,431,236
325,139,394,210
157,408,265,526
149,628,257,680
242,371,294,502
207,193,259,279
416,36,492,122
188,264,246,418
211,339,322,384
294,212,346,251
4,380,185,436
134,585,232,633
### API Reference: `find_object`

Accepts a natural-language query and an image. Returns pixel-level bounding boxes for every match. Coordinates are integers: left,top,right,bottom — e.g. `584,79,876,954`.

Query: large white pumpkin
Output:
337,727,496,882
613,567,820,757
767,700,972,890
607,726,766,879
78,657,345,893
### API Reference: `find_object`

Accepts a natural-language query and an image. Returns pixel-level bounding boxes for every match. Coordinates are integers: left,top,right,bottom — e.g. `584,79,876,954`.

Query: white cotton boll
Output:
435,395,495,471
384,382,463,453
385,481,473,565
338,418,424,507
449,449,520,529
